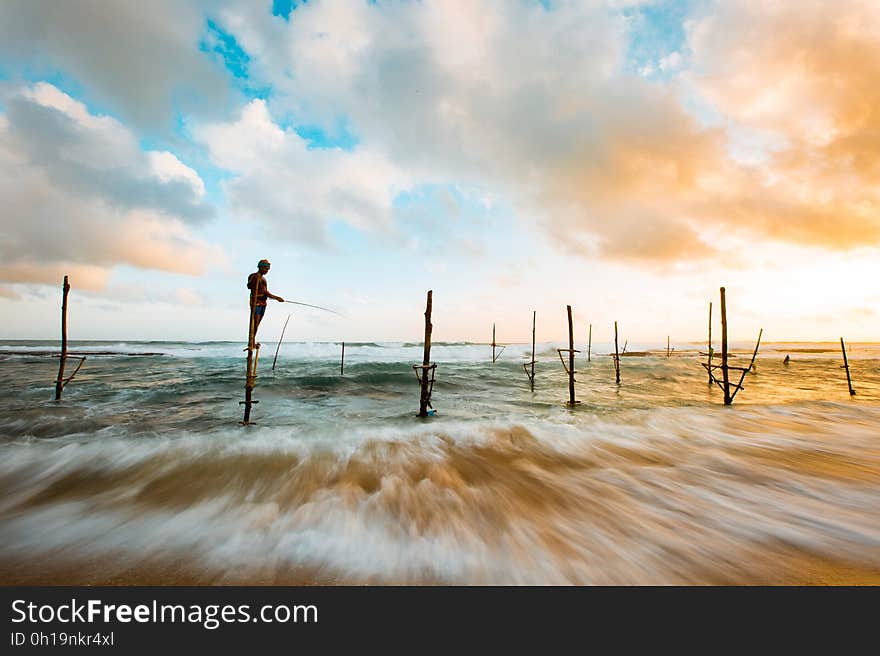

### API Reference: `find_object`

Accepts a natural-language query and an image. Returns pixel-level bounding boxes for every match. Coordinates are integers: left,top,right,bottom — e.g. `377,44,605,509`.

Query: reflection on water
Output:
0,341,878,584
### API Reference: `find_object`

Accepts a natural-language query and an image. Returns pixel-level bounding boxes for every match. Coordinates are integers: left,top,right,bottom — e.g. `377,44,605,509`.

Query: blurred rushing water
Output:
0,340,878,584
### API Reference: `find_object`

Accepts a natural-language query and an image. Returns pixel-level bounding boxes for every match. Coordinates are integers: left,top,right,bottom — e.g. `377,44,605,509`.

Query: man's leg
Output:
253,305,266,335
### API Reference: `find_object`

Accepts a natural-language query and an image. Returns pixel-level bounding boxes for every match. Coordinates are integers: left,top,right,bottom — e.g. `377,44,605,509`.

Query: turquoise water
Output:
1,340,879,583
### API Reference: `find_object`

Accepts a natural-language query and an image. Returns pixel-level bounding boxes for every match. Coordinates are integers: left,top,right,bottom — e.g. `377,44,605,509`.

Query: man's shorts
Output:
253,304,267,317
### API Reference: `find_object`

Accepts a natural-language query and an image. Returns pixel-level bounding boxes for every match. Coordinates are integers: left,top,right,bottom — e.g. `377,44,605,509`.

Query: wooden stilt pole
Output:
417,290,434,417
614,321,621,385
523,311,537,389
667,335,671,357
341,341,345,375
840,337,856,396
530,311,536,390
707,301,714,385
54,275,70,401
567,305,576,405
587,324,592,362
720,287,731,406
491,323,505,362
241,273,262,424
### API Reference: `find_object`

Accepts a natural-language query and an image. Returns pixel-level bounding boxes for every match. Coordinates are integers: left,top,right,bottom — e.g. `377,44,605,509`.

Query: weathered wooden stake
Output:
720,287,731,405
53,276,86,402
522,311,537,390
341,341,345,375
241,272,262,424
530,311,536,390
567,306,576,405
667,335,671,357
54,275,70,401
417,290,434,417
491,323,505,362
707,301,714,385
614,321,621,385
587,324,592,362
840,337,856,396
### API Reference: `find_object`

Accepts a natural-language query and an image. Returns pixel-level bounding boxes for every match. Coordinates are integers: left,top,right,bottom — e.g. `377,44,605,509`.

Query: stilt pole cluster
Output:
701,287,762,405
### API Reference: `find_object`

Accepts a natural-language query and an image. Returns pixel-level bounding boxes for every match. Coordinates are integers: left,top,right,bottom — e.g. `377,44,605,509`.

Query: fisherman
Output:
247,259,284,334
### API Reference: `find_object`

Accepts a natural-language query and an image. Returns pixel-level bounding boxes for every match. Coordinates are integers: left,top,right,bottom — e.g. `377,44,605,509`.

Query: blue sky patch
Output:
272,0,306,21
624,0,701,77
202,20,250,79
294,118,360,151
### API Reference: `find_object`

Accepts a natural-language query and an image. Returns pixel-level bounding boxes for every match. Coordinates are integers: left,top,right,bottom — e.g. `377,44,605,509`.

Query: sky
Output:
0,0,878,344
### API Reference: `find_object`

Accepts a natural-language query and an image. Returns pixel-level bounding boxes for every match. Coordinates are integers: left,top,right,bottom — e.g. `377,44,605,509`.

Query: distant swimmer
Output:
783,355,791,365
247,259,285,334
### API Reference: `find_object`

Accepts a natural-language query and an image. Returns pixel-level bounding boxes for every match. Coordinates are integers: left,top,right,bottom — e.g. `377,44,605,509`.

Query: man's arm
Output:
263,282,284,303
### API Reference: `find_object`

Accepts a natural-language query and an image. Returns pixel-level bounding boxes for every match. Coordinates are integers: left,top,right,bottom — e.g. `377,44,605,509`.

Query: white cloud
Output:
195,99,409,243
207,0,880,260
0,84,223,288
0,0,231,133
149,151,206,200
658,51,682,72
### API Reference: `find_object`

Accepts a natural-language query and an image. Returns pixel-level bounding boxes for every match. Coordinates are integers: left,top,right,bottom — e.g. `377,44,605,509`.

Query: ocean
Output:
1,339,879,584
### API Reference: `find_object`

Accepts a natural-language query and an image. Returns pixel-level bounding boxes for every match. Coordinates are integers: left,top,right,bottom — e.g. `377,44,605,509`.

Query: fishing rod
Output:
272,314,291,371
282,300,344,316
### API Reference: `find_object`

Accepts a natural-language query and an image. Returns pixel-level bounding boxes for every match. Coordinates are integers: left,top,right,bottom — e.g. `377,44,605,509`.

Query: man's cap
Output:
258,259,271,268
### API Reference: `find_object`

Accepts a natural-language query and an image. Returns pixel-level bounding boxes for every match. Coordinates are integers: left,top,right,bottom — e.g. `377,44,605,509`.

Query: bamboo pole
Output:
720,287,731,406
242,272,262,424
567,305,576,405
614,321,621,385
707,301,713,385
587,324,592,362
418,290,433,417
54,275,70,401
840,338,856,396
341,341,345,375
272,314,291,371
